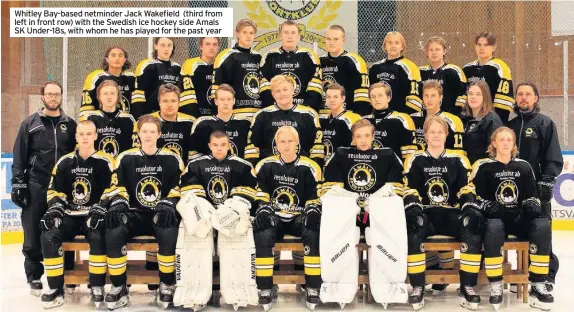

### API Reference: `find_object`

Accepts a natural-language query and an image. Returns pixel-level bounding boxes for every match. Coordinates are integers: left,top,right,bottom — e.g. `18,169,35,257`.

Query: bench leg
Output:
523,283,528,303
517,284,522,300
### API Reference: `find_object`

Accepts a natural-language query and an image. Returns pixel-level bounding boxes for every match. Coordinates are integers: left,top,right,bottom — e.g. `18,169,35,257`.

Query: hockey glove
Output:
40,202,64,231
461,202,485,235
11,177,29,209
154,200,179,228
481,200,505,219
522,198,545,219
404,202,426,233
105,198,129,229
87,203,107,230
537,180,555,203
252,205,276,232
303,204,321,230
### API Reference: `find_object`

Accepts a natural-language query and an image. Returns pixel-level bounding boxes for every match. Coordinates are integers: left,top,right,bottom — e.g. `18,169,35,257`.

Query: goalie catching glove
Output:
212,196,252,237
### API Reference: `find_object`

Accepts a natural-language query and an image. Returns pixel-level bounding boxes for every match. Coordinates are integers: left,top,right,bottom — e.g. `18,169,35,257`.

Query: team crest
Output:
121,245,128,256
229,141,239,156
100,136,119,157
284,72,302,96
164,142,183,157
420,243,425,252
243,72,260,99
60,124,67,132
304,245,311,256
496,180,518,205
272,186,300,213
426,177,449,206
136,176,162,208
72,177,91,205
322,75,337,101
208,176,228,204
372,139,383,149
324,139,334,161
58,246,63,256
460,243,468,253
206,85,214,107
348,163,376,192
530,243,537,254
120,94,129,113
525,128,536,138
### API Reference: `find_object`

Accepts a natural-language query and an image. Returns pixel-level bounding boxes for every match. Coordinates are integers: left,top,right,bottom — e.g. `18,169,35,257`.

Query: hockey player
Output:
245,75,324,167
403,116,484,311
411,81,464,154
79,80,138,157
190,84,251,160
11,81,77,296
212,19,263,119
462,81,503,164
253,126,322,311
368,31,422,114
507,82,563,292
320,25,370,117
419,36,467,116
39,120,114,308
150,84,195,164
320,83,361,164
363,82,418,160
103,115,184,309
260,20,323,113
470,127,553,311
131,37,181,119
180,37,220,118
463,33,514,123
80,46,135,113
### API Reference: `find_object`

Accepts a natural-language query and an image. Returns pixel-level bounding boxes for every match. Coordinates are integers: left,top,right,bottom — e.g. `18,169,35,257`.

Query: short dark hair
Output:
137,114,161,133
41,81,63,95
152,37,175,59
209,130,229,142
158,83,180,101
515,82,541,113
325,83,345,97
102,46,131,71
475,32,496,46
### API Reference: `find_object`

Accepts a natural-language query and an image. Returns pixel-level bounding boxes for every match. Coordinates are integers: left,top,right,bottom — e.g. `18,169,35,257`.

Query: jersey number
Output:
454,134,463,149
361,75,370,88
183,77,193,90
410,82,419,94
82,92,92,105
497,81,510,94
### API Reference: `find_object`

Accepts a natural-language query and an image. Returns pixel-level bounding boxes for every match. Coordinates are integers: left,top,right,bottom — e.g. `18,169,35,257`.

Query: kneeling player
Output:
470,127,553,311
103,115,184,310
253,126,322,311
39,120,114,308
403,116,483,310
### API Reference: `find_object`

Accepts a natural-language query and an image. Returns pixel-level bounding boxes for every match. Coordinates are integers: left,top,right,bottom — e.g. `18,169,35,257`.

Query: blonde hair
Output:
423,36,448,57
328,24,346,37
383,31,407,54
96,80,121,106
369,82,392,98
423,115,449,135
279,20,299,33
488,127,518,158
77,119,97,131
422,80,443,96
270,74,294,91
236,19,257,33
351,119,375,136
274,126,299,143
462,80,494,118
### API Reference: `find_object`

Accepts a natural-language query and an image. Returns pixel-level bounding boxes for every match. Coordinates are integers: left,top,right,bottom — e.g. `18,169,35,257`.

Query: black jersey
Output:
79,109,138,158
190,115,251,160
131,58,181,119
469,157,538,211
368,56,422,114
180,57,215,118
363,108,417,159
212,44,263,119
255,156,322,222
403,150,474,209
463,111,503,164
150,112,195,164
320,51,370,117
419,63,467,116
410,110,464,153
320,110,361,164
104,148,184,211
245,104,324,166
260,47,323,113
47,150,114,216
463,58,514,123
80,69,136,114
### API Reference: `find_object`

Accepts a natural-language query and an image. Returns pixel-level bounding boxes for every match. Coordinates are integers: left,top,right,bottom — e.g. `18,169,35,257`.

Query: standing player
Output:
403,116,483,311
80,46,135,114
369,31,422,114
507,82,563,291
103,115,184,310
463,33,514,123
252,126,322,311
245,75,324,167
39,120,114,308
190,84,251,160
321,83,361,164
320,25,370,117
150,84,195,164
260,20,323,113
470,127,553,311
363,82,418,160
212,19,263,120
180,37,221,118
411,81,464,154
419,36,467,116
11,81,77,296
79,80,138,158
131,37,181,119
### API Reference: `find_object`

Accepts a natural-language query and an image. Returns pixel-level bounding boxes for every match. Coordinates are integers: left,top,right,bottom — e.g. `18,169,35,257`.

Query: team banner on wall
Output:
230,0,358,54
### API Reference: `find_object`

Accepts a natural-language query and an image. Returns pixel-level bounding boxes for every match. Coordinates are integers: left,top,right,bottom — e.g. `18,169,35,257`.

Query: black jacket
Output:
12,108,77,187
463,111,503,164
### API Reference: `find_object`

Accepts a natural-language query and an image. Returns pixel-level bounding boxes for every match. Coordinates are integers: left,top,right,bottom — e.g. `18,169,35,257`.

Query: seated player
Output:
402,116,483,311
79,80,138,157
252,126,322,311
190,84,251,160
363,82,417,160
470,127,553,311
102,115,184,310
39,120,114,308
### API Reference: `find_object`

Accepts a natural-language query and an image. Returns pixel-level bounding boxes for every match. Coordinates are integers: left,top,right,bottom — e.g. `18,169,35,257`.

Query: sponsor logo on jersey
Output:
348,163,376,192
496,180,519,205
243,72,261,99
208,175,228,204
272,186,300,213
136,176,162,208
100,136,120,157
72,176,91,205
426,177,449,206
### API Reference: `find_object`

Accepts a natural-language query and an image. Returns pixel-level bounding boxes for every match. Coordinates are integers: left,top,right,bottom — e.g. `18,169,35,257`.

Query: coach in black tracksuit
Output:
11,81,77,294
507,82,563,289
